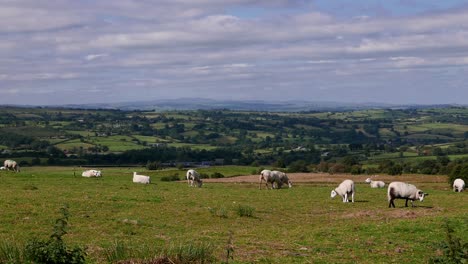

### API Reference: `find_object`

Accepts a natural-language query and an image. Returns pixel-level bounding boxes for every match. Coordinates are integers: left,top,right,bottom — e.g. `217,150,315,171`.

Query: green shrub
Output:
160,173,180,181
210,172,224,178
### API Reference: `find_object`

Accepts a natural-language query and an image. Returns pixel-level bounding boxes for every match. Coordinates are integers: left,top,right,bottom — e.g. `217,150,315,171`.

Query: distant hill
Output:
57,98,460,112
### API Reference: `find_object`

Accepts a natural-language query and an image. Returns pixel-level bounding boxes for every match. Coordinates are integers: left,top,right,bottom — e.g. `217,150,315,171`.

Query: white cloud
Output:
1,1,468,105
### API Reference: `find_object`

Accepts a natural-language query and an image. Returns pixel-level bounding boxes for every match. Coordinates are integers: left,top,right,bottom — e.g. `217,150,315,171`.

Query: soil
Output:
202,173,447,184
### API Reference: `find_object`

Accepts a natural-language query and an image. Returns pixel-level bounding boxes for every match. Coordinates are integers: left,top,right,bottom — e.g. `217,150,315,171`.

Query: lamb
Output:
331,179,355,203
273,170,292,189
453,178,465,192
4,159,20,172
387,182,427,208
365,178,385,188
186,169,203,187
133,172,151,184
82,169,102,177
259,169,279,189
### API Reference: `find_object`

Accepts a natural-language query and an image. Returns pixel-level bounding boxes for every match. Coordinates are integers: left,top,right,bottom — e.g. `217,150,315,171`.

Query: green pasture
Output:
168,142,218,150
132,135,170,143
89,136,147,152
54,139,95,151
0,166,466,263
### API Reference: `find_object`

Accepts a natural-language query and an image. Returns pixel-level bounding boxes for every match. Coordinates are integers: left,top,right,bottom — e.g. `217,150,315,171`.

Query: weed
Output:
235,205,255,218
208,207,228,218
429,219,468,263
224,231,234,264
24,204,86,264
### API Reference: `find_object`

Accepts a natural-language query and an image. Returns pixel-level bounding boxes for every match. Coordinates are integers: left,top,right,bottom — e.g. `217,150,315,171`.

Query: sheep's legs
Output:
343,193,348,203
351,192,354,203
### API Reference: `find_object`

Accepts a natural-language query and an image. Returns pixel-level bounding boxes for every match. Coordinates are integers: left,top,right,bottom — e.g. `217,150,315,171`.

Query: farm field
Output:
0,166,466,263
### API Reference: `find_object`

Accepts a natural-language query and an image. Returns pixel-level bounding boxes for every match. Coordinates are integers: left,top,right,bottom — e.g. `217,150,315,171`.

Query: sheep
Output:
387,182,428,208
186,169,203,187
331,179,355,203
133,172,151,184
453,178,465,192
82,169,102,177
259,169,279,189
272,170,292,189
3,160,20,172
0,166,5,170
365,178,385,188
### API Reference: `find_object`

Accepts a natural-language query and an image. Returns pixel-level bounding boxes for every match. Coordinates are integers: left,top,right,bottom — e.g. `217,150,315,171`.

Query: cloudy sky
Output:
1,0,468,106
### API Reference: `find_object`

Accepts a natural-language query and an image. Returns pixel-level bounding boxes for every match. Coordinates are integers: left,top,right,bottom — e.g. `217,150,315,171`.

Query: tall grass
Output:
164,242,215,264
0,240,24,263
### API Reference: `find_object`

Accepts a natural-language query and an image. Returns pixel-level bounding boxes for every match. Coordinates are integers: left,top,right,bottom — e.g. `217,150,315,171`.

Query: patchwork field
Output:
0,166,466,263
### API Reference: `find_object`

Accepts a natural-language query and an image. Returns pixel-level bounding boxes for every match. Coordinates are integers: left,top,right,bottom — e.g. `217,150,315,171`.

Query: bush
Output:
160,173,180,182
210,172,224,178
146,161,161,170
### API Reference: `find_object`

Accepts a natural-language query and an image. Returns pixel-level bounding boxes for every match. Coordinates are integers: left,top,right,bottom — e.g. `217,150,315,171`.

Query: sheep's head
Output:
330,190,337,198
197,180,203,188
417,190,428,201
365,178,371,183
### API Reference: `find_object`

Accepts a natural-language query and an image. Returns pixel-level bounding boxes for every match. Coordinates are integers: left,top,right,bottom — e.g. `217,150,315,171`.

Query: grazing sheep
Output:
4,160,20,172
133,172,151,184
453,178,465,192
259,169,279,189
387,182,427,208
82,169,102,177
186,169,203,187
331,180,355,203
273,170,292,189
365,178,385,188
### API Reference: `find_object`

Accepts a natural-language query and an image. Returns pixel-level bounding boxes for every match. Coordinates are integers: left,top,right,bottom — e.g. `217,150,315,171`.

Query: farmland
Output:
0,166,466,263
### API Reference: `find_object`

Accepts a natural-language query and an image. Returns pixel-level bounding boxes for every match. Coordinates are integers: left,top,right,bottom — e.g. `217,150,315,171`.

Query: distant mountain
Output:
60,98,413,112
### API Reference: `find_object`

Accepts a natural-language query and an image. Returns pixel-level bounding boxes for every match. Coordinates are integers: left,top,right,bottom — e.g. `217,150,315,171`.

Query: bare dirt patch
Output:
203,173,447,184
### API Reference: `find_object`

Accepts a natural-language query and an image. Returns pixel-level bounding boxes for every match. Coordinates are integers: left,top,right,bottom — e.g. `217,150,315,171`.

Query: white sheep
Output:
272,170,292,189
259,169,279,189
331,179,355,203
3,159,20,172
365,178,385,188
82,169,102,177
0,166,5,170
186,169,203,187
453,178,465,192
133,172,151,184
387,182,427,208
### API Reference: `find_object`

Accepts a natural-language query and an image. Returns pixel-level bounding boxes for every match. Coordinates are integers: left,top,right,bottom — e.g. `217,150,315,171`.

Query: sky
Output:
1,0,468,106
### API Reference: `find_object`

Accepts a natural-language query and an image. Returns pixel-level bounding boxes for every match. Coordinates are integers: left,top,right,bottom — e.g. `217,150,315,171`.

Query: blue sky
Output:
1,0,468,105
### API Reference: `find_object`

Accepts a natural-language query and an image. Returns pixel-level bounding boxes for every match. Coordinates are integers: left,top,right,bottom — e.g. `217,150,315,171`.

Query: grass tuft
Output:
235,204,255,218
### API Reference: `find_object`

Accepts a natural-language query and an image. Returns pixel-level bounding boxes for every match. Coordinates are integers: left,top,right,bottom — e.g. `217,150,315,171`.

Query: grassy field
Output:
0,166,466,263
